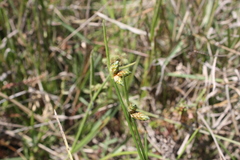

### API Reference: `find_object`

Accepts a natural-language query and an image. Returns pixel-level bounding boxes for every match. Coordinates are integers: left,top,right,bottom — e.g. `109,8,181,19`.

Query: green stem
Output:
131,119,148,160
103,20,111,72
103,22,146,160
113,83,145,160
123,78,129,105
123,79,147,159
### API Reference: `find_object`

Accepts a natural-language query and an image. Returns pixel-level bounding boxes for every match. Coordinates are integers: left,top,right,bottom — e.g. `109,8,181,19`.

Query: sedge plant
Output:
103,22,150,160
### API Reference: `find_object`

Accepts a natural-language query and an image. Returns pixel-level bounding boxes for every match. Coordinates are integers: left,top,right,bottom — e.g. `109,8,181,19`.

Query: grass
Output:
1,0,240,159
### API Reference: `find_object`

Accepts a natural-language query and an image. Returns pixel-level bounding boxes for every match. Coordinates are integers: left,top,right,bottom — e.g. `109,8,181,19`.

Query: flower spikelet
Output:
128,104,137,114
127,104,150,121
113,75,124,86
130,112,150,121
110,61,131,86
116,70,131,77
110,61,120,75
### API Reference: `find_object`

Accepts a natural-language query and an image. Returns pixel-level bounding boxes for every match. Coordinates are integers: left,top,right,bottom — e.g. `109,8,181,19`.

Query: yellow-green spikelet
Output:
116,69,131,77
113,75,123,86
110,61,120,75
128,104,137,114
130,112,150,121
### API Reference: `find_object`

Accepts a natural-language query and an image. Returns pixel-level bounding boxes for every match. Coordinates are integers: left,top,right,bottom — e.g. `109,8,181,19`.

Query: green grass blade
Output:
101,151,168,160
72,108,118,153
71,75,110,152
177,127,200,159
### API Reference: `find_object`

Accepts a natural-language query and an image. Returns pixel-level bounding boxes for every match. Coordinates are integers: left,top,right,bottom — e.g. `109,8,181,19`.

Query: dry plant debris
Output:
0,0,240,159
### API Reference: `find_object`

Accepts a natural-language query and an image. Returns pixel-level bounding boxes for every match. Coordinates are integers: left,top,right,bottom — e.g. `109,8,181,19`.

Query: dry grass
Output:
0,0,240,159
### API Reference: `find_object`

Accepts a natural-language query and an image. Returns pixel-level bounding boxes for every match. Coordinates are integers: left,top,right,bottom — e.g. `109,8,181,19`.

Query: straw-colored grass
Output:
1,0,240,159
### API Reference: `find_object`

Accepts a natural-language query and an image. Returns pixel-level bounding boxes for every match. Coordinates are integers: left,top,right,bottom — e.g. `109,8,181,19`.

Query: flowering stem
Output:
113,82,146,160
103,22,147,160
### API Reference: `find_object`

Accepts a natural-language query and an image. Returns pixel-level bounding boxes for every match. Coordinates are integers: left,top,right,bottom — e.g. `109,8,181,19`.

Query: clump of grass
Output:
103,22,149,160
1,0,240,159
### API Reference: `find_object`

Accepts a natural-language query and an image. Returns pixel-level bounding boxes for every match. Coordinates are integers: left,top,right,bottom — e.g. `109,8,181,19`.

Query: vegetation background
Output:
0,0,240,159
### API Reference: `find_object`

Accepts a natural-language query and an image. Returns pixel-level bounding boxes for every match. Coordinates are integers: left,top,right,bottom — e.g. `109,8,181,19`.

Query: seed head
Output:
110,61,120,75
113,75,123,86
130,112,150,121
116,70,131,78
128,104,137,114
